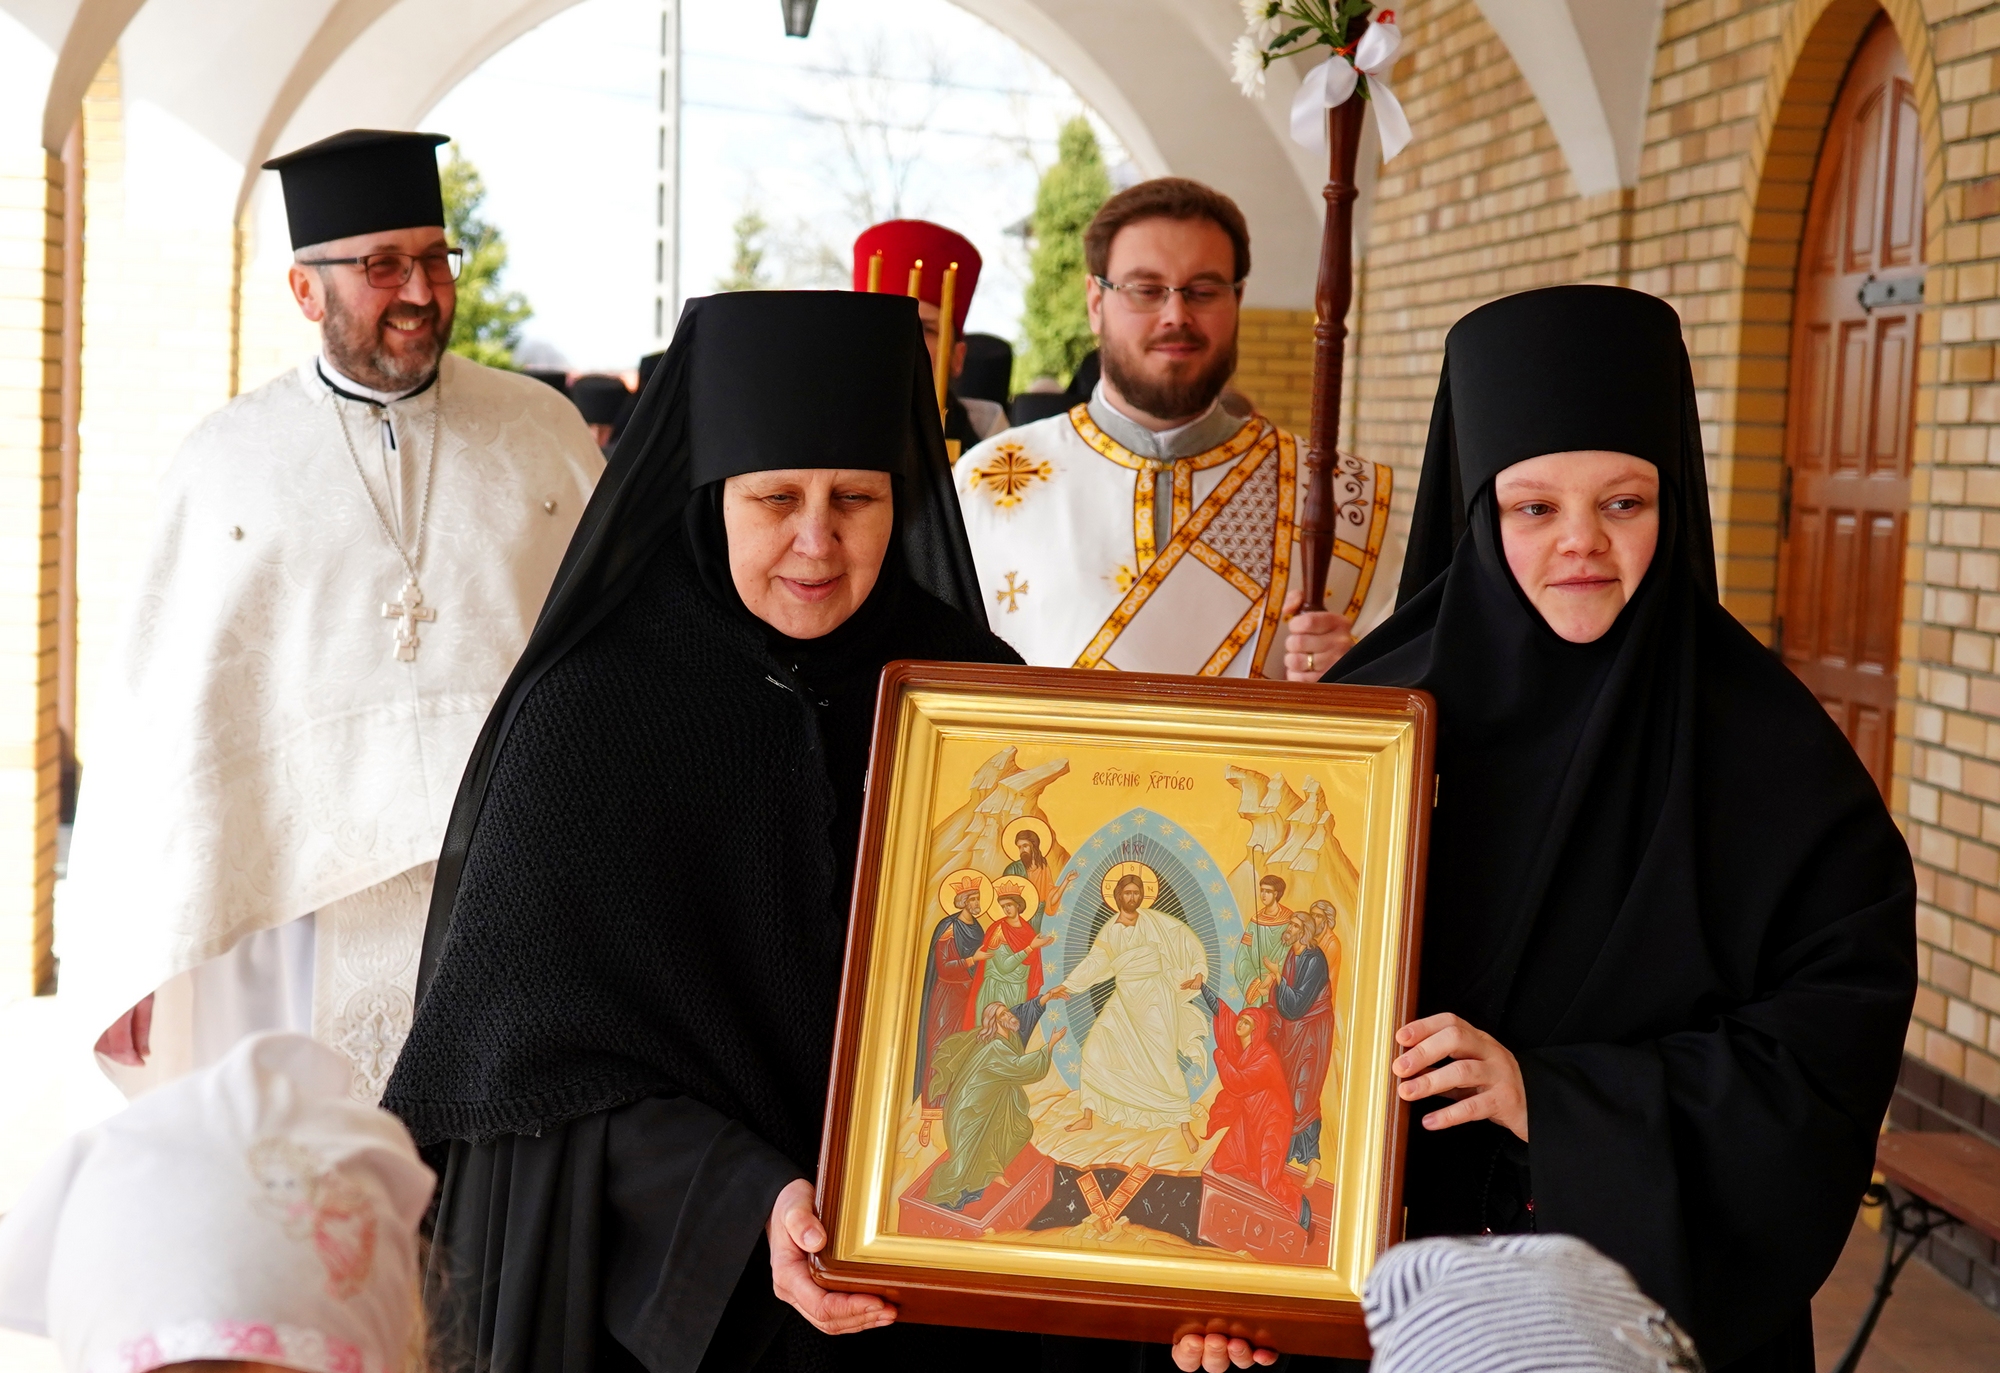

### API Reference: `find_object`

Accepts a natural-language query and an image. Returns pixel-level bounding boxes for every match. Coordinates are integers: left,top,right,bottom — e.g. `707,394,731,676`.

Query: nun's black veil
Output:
384,292,1029,1373
411,289,986,1005
1332,286,1915,1371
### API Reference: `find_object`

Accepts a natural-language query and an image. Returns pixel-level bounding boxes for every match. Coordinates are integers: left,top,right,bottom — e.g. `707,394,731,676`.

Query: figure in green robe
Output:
924,1001,1065,1210
1235,873,1294,1004
968,885,1056,1025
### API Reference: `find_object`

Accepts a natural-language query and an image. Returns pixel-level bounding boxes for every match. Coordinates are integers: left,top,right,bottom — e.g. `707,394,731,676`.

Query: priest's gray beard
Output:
1100,323,1238,423
322,290,453,391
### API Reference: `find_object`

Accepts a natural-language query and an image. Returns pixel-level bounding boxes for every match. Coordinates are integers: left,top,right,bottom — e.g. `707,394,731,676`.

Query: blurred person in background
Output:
570,372,634,456
853,220,1008,455
1362,1235,1704,1373
0,1032,435,1373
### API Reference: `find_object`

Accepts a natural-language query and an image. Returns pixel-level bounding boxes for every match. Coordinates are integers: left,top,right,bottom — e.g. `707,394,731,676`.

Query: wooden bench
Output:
1831,1131,2000,1373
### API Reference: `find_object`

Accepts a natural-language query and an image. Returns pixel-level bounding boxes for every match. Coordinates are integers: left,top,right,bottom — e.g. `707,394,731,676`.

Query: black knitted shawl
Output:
383,556,1016,1163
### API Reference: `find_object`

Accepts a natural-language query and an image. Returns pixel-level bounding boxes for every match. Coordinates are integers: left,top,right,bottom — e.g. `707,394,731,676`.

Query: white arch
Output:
265,0,1330,308
1475,0,1665,195
13,0,1341,307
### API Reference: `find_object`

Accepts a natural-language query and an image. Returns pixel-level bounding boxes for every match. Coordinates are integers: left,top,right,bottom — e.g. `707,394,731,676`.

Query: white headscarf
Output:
0,1033,434,1373
1364,1235,1707,1373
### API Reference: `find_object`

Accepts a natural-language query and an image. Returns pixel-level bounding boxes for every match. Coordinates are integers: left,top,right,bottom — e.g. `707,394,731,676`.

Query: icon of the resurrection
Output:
895,741,1362,1267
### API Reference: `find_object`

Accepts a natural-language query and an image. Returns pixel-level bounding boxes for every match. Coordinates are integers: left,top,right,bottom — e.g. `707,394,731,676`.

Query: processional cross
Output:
382,579,436,661
1235,4,1404,614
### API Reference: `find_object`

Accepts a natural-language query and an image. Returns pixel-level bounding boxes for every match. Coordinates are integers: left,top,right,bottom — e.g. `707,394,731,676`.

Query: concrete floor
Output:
1813,1218,2000,1372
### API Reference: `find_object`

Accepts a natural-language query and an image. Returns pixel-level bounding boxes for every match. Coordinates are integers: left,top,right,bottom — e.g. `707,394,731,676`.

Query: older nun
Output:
1326,285,1916,1373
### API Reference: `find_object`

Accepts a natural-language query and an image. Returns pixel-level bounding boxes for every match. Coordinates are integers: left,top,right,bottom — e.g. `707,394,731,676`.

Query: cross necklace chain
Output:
330,374,442,661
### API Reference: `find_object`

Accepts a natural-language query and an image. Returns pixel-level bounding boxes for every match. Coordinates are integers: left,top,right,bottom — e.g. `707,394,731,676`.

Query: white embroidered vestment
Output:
60,352,604,1102
956,403,1392,675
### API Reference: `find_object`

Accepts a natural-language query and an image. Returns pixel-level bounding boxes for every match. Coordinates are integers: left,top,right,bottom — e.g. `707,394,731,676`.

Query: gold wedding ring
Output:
1306,651,1316,672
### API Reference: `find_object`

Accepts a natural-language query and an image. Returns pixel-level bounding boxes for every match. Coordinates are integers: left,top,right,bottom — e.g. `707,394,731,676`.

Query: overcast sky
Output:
428,0,1127,372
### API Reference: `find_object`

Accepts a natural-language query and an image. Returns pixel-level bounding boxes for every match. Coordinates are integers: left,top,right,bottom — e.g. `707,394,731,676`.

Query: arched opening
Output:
1774,14,1923,796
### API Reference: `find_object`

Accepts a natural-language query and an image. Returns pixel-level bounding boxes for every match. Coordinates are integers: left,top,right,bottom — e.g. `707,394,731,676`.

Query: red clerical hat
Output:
852,220,982,334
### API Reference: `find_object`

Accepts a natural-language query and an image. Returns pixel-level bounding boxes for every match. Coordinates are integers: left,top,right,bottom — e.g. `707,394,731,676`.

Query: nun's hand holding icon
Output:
1391,1012,1529,1142
1171,1331,1280,1371
1281,586,1356,681
767,1177,896,1335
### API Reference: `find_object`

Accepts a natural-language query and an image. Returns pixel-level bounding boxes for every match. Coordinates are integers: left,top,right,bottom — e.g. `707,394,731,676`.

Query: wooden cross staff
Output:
1299,52,1371,614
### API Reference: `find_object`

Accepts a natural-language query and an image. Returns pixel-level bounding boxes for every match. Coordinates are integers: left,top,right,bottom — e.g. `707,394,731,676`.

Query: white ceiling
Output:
4,0,1659,305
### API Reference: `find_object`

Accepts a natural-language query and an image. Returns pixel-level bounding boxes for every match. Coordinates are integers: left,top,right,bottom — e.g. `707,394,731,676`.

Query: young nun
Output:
1319,286,1916,1372
383,292,1054,1372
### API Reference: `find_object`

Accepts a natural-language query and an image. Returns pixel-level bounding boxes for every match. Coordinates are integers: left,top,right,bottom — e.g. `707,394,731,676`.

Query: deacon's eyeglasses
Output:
1092,275,1244,311
298,248,465,289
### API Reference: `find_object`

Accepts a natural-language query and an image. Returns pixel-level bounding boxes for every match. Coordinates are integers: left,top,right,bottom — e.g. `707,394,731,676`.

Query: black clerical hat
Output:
263,129,450,250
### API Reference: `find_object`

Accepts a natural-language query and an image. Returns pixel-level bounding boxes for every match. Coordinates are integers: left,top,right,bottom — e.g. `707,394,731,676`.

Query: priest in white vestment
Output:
59,130,602,1104
1043,869,1210,1149
956,178,1396,679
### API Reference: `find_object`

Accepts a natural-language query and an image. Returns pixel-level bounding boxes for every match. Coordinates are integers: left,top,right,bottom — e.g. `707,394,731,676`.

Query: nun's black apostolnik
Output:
1329,286,1916,1372
383,292,1035,1372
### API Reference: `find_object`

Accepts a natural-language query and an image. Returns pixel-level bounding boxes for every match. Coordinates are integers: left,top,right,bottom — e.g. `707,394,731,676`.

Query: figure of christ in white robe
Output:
956,385,1397,676
1050,898,1211,1144
60,351,602,1105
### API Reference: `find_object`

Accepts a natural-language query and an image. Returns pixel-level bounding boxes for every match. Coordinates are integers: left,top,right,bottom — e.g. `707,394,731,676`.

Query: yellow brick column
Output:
1231,306,1318,435
0,141,65,1001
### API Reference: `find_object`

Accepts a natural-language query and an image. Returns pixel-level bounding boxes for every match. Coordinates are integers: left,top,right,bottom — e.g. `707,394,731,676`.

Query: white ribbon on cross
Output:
1288,14,1412,162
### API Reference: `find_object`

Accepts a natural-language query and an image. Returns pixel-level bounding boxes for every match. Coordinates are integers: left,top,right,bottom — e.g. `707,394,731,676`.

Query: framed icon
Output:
815,663,1434,1357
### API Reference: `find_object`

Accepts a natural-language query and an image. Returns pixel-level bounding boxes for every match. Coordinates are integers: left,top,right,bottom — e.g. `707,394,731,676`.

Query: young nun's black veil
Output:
384,292,1027,1373
1331,286,1915,1371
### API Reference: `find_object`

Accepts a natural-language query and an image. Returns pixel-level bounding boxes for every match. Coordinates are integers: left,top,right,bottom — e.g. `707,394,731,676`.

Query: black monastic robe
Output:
1329,286,1916,1373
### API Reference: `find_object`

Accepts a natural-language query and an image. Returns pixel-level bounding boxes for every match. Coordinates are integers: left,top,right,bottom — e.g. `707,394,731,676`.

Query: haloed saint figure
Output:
1043,871,1209,1152
915,879,988,1146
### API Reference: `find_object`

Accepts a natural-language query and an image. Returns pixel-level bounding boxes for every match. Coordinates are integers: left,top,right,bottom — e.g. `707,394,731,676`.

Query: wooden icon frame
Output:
814,663,1433,1358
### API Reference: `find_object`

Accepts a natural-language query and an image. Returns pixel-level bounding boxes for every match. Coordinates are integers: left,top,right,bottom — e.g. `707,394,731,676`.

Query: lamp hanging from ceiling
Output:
782,0,818,38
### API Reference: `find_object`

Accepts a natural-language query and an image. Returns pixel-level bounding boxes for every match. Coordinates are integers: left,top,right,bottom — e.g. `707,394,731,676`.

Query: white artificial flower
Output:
1232,34,1268,97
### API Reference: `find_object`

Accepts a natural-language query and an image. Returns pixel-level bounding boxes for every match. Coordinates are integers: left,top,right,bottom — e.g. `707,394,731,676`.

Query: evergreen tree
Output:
717,207,773,291
439,145,531,370
1016,116,1111,390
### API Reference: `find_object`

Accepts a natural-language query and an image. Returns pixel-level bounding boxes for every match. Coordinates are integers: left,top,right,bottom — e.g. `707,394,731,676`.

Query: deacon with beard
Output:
955,178,1394,679
61,129,602,1105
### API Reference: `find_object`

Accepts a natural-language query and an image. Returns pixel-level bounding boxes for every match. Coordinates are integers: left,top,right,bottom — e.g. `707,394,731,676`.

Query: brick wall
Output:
1349,0,1587,561
1231,306,1317,434
0,83,63,1002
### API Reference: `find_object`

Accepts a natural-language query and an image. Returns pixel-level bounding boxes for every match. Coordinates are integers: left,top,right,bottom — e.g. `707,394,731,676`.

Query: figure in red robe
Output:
1202,997,1302,1223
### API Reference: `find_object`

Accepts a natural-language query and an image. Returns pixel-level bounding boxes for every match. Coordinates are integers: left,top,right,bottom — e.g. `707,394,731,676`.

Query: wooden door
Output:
1777,18,1922,796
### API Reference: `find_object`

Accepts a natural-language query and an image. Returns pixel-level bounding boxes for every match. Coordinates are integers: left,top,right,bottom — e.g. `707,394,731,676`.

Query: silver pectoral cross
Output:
381,578,436,661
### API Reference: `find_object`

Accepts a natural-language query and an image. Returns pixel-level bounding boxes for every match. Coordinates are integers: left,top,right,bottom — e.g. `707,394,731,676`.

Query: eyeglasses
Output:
1092,275,1243,311
298,248,465,289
